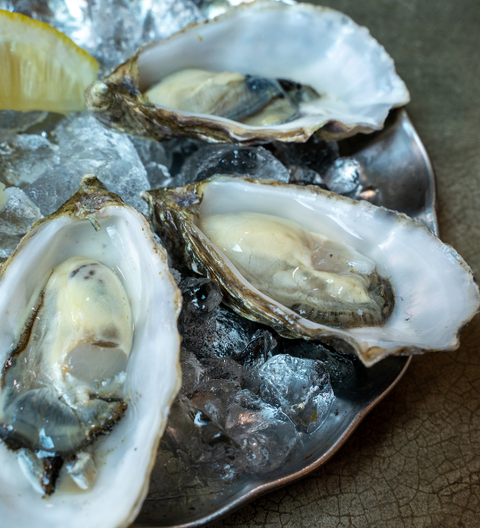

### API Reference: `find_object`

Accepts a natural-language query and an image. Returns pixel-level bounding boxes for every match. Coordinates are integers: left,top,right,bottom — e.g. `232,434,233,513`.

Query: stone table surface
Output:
210,1,480,527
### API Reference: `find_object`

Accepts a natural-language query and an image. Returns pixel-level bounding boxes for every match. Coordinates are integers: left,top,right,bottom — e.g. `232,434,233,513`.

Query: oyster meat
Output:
0,176,182,528
145,69,319,127
143,176,480,366
86,1,409,143
199,212,394,328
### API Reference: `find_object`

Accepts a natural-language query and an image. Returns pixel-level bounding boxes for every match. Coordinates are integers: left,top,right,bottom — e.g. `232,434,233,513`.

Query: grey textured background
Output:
210,1,480,526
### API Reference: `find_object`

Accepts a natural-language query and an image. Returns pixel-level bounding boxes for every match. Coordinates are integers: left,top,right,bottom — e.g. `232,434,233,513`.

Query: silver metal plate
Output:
134,108,437,528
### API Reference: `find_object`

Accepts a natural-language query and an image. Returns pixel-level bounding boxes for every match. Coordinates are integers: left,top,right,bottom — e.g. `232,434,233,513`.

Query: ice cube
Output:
225,389,297,472
161,138,204,178
24,113,150,215
0,183,6,211
323,157,379,203
323,157,363,197
180,303,259,359
0,186,43,236
0,131,59,187
178,277,258,360
141,0,205,43
182,352,244,426
182,343,245,426
191,379,241,428
148,395,245,500
0,233,23,261
179,348,206,398
170,144,290,187
0,111,48,133
179,277,223,318
281,339,357,384
194,0,233,19
247,354,334,433
178,278,274,364
130,136,172,188
267,134,339,186
0,186,43,260
233,328,277,367
289,167,326,187
199,357,244,386
23,168,78,217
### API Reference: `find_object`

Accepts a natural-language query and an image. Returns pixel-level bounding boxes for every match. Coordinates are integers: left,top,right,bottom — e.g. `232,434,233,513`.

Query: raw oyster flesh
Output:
199,212,394,329
145,69,319,127
86,1,409,143
0,256,132,494
0,176,182,528
143,176,480,367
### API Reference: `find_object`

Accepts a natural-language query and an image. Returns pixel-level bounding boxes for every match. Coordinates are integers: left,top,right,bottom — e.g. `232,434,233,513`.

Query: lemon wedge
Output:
0,10,99,113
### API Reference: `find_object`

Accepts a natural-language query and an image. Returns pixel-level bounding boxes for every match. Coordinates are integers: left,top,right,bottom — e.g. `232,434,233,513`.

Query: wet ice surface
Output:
128,134,374,199
149,395,245,501
130,139,292,188
179,276,223,317
178,277,260,361
193,0,235,19
31,119,372,216
179,289,259,360
1,113,150,216
130,136,172,188
0,111,48,133
267,134,339,186
0,186,42,236
0,187,43,259
169,144,291,186
41,114,149,214
0,111,152,259
246,355,334,434
323,156,379,204
282,339,358,385
0,131,60,187
225,389,298,471
323,157,362,196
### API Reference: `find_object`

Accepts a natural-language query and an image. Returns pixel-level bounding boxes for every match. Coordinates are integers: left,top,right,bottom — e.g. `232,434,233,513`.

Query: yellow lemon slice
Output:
0,10,99,113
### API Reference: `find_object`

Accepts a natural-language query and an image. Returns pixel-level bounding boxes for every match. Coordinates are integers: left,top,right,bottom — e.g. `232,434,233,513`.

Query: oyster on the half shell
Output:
143,176,480,367
0,176,182,528
86,1,409,144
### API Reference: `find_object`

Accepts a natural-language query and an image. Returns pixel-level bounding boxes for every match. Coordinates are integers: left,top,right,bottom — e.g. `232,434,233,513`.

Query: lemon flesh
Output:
0,10,99,113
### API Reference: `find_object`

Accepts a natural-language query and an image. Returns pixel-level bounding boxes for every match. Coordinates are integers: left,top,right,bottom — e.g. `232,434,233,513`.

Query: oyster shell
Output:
143,176,480,366
0,177,182,527
85,1,409,144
